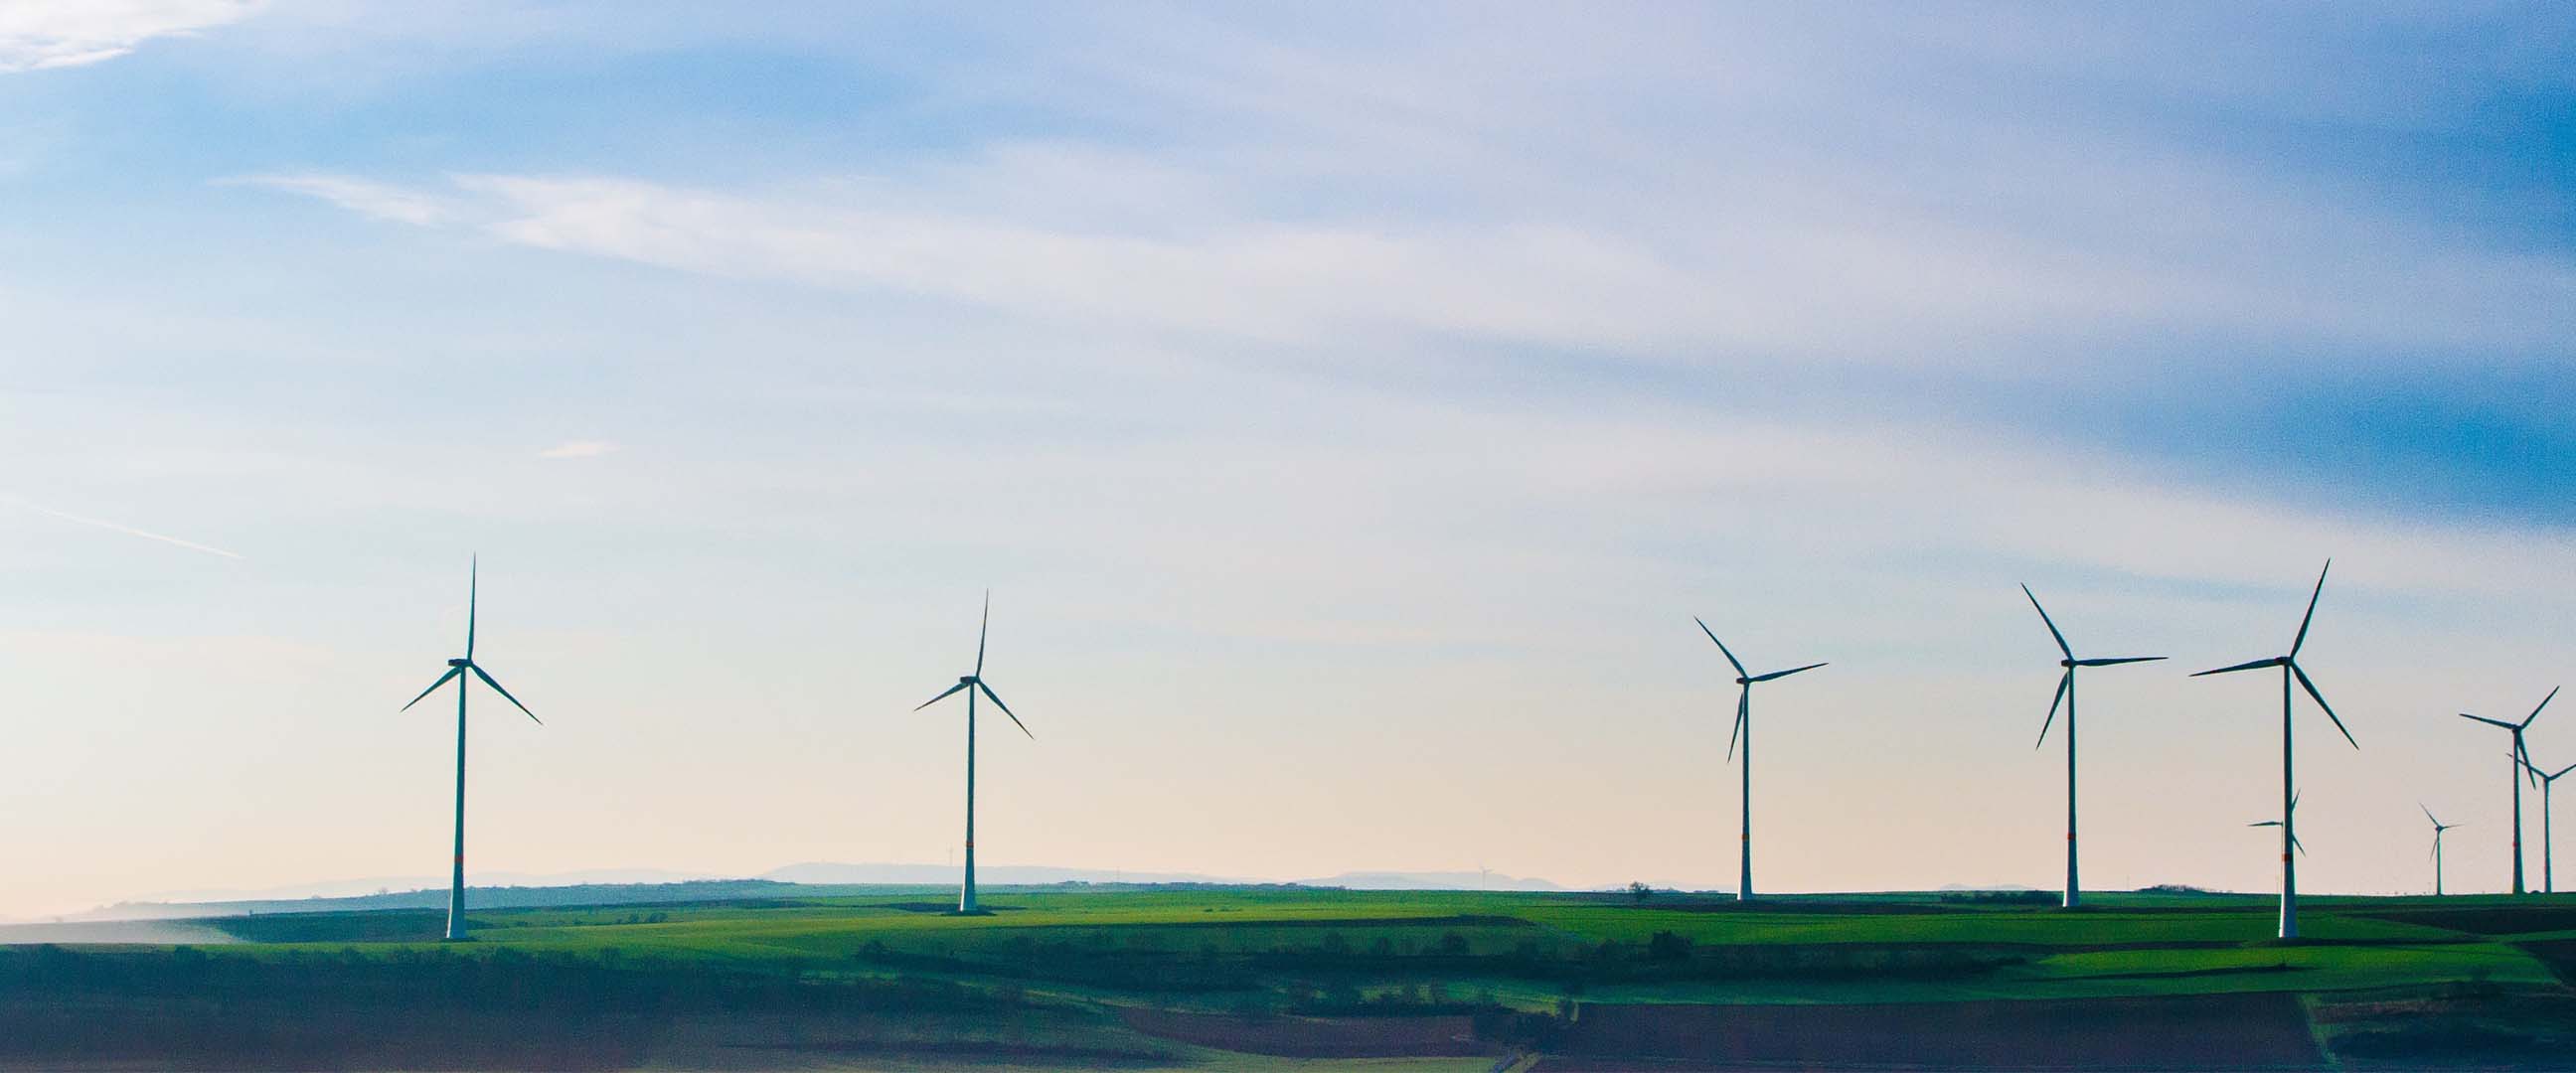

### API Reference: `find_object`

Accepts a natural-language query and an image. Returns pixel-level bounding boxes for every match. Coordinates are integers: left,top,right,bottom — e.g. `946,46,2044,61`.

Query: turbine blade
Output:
466,554,479,662
974,590,992,677
2074,656,2167,667
2250,820,2281,828
2460,713,2519,730
1751,662,1827,683
469,665,540,724
2292,664,2354,748
1726,688,1747,761
2523,686,2559,728
2520,738,2538,788
1694,618,1746,677
2034,670,2070,750
2021,584,2071,660
2552,762,2576,781
2421,802,2438,826
401,667,464,711
912,681,971,711
2291,558,2330,659
2292,834,2306,856
2191,656,2280,677
976,680,1031,739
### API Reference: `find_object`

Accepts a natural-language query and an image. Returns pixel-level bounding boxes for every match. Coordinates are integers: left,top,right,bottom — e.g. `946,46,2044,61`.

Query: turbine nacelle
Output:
400,561,540,725
2187,563,2352,750
910,594,1032,739
2019,585,2168,750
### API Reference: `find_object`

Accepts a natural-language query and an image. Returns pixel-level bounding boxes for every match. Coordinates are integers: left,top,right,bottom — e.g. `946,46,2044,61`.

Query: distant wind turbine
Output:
911,592,1031,914
2020,584,2164,909
398,556,541,942
1694,618,1826,902
2250,791,2304,857
2421,804,2460,896
2459,688,2555,895
2191,559,2355,940
2516,753,2575,894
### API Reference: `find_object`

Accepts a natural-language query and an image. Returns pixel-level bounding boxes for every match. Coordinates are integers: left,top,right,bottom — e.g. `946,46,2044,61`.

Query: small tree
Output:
1647,930,1692,963
1628,880,1655,902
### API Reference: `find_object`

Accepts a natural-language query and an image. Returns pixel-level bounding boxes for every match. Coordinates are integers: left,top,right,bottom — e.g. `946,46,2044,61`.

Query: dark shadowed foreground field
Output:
8,887,2576,1069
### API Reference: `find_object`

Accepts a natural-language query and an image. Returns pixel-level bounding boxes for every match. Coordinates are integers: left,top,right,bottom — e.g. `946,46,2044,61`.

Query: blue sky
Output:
1,2,2572,917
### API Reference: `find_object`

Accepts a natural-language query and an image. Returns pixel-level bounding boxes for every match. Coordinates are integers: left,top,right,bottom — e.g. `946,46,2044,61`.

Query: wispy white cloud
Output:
538,439,618,459
3,496,242,558
0,0,260,73
223,172,456,227
246,157,2572,370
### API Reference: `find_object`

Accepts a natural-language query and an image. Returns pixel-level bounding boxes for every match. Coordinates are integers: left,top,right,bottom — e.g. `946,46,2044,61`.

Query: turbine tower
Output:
1694,618,1826,902
2459,688,2555,895
911,592,1030,914
2190,559,2355,940
2020,584,2164,909
398,556,541,942
2516,754,2574,894
2421,804,2460,896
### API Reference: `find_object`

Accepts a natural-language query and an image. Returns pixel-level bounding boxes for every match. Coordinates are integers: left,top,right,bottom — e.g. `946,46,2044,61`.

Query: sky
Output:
1,1,2572,918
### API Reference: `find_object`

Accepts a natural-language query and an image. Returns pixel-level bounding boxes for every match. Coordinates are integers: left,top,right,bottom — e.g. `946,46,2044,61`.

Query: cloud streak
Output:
225,172,453,227
5,496,242,559
538,439,618,459
0,0,260,73
244,153,2571,373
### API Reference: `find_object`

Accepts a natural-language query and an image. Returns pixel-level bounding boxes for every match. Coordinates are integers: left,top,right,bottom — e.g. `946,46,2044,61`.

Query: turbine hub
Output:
960,675,977,685
2060,659,2075,668
1734,677,1750,687
447,658,470,668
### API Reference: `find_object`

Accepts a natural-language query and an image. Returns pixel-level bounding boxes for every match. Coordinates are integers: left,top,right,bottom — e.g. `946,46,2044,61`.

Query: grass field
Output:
9,885,2576,1069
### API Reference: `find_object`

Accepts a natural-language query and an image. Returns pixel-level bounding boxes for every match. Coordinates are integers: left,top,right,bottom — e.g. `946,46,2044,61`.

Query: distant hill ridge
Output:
61,865,1574,921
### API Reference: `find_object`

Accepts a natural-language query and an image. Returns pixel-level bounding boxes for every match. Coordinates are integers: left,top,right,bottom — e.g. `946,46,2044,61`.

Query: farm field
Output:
8,885,2576,1069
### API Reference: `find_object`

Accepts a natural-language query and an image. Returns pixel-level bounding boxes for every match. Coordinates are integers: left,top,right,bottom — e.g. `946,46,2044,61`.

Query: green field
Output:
10,886,2576,1069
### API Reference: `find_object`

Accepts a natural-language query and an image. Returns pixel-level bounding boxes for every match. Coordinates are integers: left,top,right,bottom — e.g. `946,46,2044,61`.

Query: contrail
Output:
4,496,243,559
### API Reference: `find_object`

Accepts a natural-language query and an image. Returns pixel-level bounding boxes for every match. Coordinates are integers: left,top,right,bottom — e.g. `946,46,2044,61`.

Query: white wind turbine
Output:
1693,618,1826,902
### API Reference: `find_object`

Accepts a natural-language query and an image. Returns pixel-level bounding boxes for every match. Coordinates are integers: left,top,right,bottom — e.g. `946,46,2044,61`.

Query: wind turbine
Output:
2459,688,2555,895
2516,754,2575,894
398,556,541,942
1693,618,1826,902
2421,804,2460,896
2020,584,2164,909
2250,791,2304,857
911,592,1030,914
2191,560,2355,940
